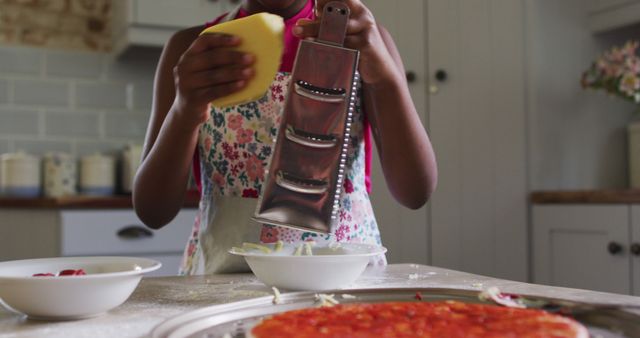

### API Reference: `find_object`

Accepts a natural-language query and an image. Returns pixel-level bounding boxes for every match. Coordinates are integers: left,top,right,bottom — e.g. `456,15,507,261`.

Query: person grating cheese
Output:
133,0,437,275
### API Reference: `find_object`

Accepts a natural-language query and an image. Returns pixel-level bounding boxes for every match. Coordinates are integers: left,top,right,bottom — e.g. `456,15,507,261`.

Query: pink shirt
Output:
195,0,373,193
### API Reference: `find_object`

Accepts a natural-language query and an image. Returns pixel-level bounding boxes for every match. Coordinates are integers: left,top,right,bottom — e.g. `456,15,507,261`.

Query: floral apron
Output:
179,10,386,276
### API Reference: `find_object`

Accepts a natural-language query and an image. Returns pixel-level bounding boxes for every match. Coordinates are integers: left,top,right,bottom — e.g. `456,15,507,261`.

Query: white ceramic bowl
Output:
0,256,161,320
229,242,386,291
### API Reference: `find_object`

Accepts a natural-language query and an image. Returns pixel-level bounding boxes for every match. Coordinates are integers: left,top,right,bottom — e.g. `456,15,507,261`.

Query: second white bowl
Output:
229,243,386,291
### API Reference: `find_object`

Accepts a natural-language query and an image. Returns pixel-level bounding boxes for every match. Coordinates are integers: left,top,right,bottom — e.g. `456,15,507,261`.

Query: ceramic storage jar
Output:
80,153,115,196
0,152,42,197
43,153,77,197
120,144,142,194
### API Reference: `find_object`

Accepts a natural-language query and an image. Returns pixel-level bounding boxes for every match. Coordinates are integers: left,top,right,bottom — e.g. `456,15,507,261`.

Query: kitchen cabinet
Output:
633,206,640,297
533,204,640,296
426,0,528,282
365,0,528,282
133,0,240,28
112,0,239,55
0,208,196,277
588,0,640,33
363,0,430,266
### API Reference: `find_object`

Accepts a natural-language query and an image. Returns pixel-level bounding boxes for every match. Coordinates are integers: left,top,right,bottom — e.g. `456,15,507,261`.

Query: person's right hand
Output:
171,33,255,129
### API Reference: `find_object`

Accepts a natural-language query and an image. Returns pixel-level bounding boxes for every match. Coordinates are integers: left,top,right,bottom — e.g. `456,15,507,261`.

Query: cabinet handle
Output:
608,241,623,255
631,243,640,256
435,69,448,82
117,225,154,240
406,71,416,83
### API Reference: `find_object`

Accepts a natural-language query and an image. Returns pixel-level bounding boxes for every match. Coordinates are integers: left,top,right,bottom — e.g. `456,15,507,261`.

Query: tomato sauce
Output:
251,301,584,338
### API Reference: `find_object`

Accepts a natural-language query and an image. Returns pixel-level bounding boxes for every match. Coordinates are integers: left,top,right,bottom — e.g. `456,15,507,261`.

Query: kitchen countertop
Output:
531,189,640,204
0,191,200,209
1,264,639,337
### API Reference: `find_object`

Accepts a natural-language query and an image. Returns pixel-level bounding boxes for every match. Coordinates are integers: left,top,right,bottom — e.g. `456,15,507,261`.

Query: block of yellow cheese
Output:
200,13,285,107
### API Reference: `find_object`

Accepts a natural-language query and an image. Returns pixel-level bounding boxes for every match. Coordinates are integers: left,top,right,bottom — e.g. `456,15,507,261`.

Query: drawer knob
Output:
631,243,640,256
608,241,623,255
435,69,448,82
117,225,154,240
406,71,416,83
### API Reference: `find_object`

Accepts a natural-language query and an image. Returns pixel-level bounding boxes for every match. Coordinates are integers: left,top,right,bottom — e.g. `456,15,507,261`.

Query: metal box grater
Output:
253,1,359,234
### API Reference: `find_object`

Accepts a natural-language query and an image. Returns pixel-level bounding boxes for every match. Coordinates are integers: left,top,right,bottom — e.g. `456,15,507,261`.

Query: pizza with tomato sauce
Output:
250,300,588,338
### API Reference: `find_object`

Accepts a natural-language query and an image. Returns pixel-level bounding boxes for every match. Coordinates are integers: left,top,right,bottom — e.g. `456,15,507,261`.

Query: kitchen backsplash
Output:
0,0,159,158
0,44,159,157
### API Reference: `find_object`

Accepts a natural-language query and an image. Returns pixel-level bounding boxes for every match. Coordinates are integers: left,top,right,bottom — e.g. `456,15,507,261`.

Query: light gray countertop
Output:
1,264,639,337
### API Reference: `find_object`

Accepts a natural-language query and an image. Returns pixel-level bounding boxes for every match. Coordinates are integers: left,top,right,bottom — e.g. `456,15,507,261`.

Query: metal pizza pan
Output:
150,287,640,338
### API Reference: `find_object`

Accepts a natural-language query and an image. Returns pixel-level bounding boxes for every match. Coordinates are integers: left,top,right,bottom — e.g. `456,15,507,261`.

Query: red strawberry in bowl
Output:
32,273,55,277
32,269,87,277
57,269,86,276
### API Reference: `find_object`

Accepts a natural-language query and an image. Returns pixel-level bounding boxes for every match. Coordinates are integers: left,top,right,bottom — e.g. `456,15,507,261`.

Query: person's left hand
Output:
292,0,399,85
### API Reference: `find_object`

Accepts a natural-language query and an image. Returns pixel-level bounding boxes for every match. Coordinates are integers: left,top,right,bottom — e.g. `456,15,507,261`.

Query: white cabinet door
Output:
631,206,640,296
113,0,235,54
362,0,429,265
427,0,528,281
533,205,631,294
134,0,231,28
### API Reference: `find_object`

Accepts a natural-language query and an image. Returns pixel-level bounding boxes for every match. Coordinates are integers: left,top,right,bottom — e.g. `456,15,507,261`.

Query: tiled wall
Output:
0,45,160,156
0,0,160,157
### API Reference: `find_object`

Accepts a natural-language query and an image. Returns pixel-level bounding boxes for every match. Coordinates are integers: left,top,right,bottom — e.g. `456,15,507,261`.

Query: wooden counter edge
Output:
531,189,640,204
0,191,200,209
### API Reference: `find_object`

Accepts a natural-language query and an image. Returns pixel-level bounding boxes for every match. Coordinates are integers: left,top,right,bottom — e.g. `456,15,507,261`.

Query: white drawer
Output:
60,209,196,256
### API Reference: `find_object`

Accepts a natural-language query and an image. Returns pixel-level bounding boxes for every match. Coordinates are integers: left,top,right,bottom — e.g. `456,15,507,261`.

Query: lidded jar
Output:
0,151,41,197
80,153,115,196
43,152,77,197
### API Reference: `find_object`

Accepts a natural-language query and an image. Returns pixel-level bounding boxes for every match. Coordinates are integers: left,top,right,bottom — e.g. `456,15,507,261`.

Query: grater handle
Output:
275,171,329,195
317,1,350,47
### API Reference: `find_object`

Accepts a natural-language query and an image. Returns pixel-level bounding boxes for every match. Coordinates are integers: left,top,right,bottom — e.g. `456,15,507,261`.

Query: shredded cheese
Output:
274,240,284,252
272,286,282,305
340,294,357,299
328,241,341,251
231,247,246,253
479,286,526,308
409,273,419,280
242,242,273,254
303,241,315,256
478,286,501,302
315,293,339,307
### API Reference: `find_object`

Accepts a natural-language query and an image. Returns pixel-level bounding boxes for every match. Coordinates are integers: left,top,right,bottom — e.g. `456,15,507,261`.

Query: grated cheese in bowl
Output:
228,242,386,291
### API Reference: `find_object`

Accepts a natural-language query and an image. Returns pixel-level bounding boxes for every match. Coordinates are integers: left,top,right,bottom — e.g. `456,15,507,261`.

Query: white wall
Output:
526,0,640,190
